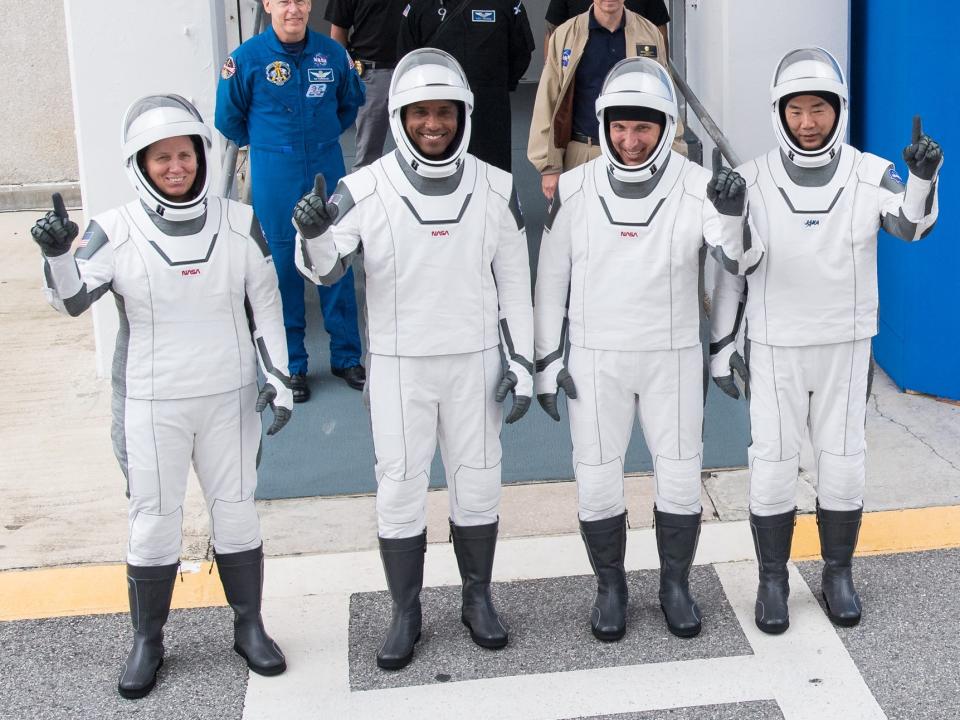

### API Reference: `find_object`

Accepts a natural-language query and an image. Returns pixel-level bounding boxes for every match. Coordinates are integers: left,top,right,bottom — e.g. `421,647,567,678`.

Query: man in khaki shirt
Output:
528,0,682,200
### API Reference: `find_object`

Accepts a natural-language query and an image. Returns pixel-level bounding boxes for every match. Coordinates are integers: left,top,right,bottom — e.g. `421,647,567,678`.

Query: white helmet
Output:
121,94,211,221
595,57,677,182
388,49,474,179
771,47,848,168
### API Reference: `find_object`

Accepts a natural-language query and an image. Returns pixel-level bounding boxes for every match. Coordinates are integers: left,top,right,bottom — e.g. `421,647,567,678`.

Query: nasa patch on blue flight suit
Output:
472,9,496,21
308,68,335,83
313,53,328,65
266,60,291,86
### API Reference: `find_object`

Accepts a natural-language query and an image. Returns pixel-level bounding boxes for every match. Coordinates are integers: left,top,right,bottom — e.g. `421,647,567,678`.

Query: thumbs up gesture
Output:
30,193,80,257
293,174,339,239
707,147,746,216
903,115,942,181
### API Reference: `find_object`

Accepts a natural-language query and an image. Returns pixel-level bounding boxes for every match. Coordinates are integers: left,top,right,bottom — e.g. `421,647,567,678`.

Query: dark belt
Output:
570,132,599,146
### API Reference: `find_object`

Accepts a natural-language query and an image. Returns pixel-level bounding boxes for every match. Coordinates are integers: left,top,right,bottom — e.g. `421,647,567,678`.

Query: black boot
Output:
216,545,286,676
579,513,628,641
750,509,796,634
118,562,178,699
654,508,703,638
377,531,426,669
817,503,863,627
450,520,509,649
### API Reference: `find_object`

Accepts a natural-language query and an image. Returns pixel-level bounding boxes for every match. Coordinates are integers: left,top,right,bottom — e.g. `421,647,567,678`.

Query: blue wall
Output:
850,0,960,399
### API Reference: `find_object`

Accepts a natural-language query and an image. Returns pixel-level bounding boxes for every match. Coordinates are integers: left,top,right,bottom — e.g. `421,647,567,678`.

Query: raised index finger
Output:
712,147,724,180
912,115,923,145
52,192,68,220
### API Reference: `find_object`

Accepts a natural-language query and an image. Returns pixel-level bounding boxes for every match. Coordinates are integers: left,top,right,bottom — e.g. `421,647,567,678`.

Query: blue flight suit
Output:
216,26,365,374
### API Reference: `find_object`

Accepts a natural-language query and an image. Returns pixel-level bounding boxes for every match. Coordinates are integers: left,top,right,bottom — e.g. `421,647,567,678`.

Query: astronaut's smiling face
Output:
144,136,198,199
784,94,837,150
609,119,662,166
403,100,459,158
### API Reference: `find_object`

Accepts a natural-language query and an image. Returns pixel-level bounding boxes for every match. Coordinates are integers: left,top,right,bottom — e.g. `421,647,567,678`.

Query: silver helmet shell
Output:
595,57,677,183
770,47,848,168
388,48,474,179
121,94,211,220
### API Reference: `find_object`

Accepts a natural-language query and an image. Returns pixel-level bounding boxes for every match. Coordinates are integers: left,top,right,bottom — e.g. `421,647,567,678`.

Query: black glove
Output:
706,147,746,216
903,115,942,181
293,174,338,239
255,383,292,436
713,350,749,400
537,368,578,421
495,370,531,424
31,193,79,257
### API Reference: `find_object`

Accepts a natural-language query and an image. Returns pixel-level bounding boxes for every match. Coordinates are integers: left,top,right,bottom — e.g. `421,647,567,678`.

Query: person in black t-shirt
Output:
543,0,668,60
327,0,411,170
397,0,535,172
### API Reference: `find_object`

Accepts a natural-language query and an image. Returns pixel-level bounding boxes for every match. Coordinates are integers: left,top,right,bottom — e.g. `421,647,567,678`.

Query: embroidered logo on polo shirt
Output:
472,9,495,21
636,44,658,58
266,60,291,86
562,48,572,67
308,68,335,83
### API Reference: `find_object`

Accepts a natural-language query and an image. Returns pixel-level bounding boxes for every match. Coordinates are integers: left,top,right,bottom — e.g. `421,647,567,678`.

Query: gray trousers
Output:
353,68,393,171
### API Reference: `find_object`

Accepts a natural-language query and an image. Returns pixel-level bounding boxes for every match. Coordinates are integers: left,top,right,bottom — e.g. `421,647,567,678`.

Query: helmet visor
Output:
773,48,846,99
123,94,203,146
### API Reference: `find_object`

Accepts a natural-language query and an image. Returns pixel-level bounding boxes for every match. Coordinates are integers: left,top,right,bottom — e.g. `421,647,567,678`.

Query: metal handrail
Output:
218,3,265,199
668,58,742,169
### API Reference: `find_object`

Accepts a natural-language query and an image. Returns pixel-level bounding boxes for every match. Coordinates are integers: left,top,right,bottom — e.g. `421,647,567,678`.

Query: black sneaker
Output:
289,374,311,403
332,365,365,391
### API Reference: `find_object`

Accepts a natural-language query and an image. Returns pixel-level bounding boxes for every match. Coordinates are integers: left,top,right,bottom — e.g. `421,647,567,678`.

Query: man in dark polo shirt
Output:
543,0,669,59
327,0,410,169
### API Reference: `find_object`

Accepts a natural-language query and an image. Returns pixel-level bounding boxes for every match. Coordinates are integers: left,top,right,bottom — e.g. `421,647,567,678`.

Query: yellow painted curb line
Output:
792,504,960,560
0,562,226,622
3,505,959,622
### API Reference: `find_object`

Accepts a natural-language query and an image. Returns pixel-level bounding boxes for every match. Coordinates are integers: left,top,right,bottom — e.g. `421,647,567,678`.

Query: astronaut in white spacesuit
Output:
293,49,534,669
534,57,762,642
710,47,942,634
31,95,292,697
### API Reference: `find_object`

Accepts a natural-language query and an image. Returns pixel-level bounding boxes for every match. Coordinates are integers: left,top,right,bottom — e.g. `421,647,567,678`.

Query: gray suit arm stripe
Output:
880,207,920,241
499,318,533,373
62,282,111,316
243,296,291,386
924,177,938,216
508,186,525,230
318,252,356,285
544,192,562,231
535,316,568,371
710,244,739,275
709,300,745,354
250,214,271,258
75,220,109,260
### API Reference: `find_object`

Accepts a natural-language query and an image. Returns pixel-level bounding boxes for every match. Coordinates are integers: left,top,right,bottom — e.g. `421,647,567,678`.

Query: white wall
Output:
64,0,231,376
683,0,849,167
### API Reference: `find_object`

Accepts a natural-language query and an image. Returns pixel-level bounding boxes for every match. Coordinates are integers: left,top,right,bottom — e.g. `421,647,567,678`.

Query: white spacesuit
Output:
294,49,533,669
534,57,761,642
32,95,291,697
710,47,942,634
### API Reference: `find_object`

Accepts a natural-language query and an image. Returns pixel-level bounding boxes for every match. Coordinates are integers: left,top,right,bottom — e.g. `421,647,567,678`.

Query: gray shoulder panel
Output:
249,213,271,257
879,165,906,194
75,220,110,260
330,180,358,225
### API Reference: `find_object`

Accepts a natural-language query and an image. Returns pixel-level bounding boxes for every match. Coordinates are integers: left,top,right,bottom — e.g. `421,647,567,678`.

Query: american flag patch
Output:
77,231,93,248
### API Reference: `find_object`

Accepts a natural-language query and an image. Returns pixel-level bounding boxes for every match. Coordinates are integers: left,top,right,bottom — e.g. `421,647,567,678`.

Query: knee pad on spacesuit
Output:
451,463,502,526
128,506,184,566
210,496,262,554
817,449,866,511
377,470,430,538
575,458,625,520
654,454,702,514
748,453,800,516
